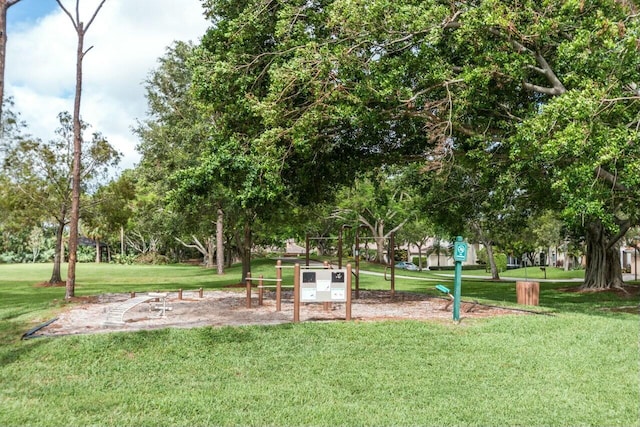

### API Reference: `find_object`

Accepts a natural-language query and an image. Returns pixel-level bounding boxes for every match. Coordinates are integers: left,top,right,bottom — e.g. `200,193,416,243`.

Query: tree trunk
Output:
0,0,21,120
95,239,101,263
65,19,85,300
57,0,107,300
120,225,125,256
206,235,214,268
371,221,385,264
582,220,625,289
49,220,65,284
216,207,224,275
484,240,500,280
225,233,234,268
0,2,8,121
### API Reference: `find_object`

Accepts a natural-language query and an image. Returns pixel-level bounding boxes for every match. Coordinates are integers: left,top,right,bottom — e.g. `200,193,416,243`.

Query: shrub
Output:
411,256,428,267
134,252,170,265
394,249,407,262
495,253,508,273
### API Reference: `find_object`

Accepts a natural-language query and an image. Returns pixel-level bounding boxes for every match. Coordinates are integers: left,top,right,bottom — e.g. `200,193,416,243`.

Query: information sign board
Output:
300,269,348,302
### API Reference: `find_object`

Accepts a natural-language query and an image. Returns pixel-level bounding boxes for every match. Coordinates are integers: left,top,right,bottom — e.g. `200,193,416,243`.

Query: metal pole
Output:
453,259,462,322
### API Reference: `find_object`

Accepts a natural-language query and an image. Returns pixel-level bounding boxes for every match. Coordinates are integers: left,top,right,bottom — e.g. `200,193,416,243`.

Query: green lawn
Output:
0,260,638,426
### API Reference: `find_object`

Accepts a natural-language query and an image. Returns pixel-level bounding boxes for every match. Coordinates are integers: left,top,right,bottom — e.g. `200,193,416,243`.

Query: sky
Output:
5,0,211,170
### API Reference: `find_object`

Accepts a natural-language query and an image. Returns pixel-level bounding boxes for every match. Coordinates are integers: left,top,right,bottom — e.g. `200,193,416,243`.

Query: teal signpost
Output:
452,236,467,322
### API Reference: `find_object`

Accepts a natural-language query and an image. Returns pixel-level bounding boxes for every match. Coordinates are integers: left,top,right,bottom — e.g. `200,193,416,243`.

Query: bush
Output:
113,253,137,265
77,246,96,263
411,256,428,267
134,252,170,265
495,253,508,273
394,249,407,262
0,252,26,263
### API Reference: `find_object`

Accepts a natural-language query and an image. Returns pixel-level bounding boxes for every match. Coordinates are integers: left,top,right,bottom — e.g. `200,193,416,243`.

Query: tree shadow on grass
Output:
459,279,639,317
0,326,49,367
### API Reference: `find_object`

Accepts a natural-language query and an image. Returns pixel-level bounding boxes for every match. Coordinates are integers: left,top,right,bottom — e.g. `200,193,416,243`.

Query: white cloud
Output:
5,0,210,171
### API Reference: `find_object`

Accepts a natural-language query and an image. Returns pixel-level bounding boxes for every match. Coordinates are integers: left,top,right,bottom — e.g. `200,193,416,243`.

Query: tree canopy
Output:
133,0,639,288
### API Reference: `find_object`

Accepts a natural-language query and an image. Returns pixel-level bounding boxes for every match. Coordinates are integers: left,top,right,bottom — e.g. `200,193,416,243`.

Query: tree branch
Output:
56,0,79,31
84,0,107,32
384,217,410,238
175,236,207,256
487,27,566,96
607,218,631,251
55,0,107,33
595,166,628,191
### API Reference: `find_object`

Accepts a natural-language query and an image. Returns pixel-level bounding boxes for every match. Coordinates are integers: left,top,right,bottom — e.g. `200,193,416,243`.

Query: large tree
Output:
169,0,638,289
57,0,107,298
248,0,639,288
82,171,135,263
2,112,119,284
334,170,414,264
135,41,229,273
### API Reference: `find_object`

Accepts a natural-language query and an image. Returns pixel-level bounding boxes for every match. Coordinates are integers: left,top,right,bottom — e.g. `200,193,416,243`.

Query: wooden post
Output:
516,281,540,306
130,291,135,298
258,275,264,306
246,272,252,308
346,263,352,321
276,260,282,311
390,232,395,298
293,264,300,322
199,287,203,298
178,289,183,300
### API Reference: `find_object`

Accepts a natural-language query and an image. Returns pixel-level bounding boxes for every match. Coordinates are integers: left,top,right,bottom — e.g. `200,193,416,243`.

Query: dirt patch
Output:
33,290,528,337
34,281,66,288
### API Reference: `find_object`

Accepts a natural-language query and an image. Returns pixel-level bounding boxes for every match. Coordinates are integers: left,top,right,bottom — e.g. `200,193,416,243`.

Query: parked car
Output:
395,261,419,271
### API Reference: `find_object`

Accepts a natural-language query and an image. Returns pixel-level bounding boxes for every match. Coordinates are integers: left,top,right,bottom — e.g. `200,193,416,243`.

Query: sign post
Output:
294,264,352,322
452,236,468,322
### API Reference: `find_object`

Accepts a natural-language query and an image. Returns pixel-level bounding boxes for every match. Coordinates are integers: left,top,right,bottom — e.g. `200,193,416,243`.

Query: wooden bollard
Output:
130,291,136,298
516,281,540,306
199,287,203,298
258,275,264,306
178,289,183,300
246,272,252,308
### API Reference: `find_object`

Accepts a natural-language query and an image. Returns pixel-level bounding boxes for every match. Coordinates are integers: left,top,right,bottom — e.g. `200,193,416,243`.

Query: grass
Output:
0,260,638,426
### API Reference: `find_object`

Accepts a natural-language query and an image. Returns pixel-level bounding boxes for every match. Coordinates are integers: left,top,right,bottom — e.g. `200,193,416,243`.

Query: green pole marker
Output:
452,236,468,322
